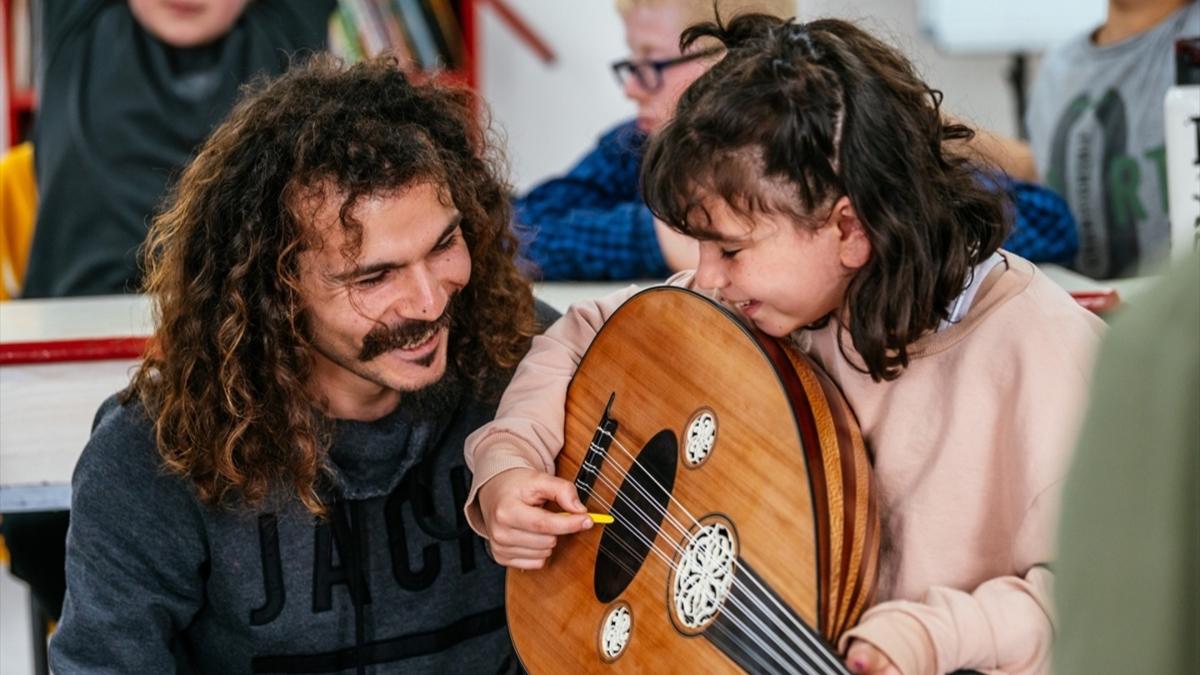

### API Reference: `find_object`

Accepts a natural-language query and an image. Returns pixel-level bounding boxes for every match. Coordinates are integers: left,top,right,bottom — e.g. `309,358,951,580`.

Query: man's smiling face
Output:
297,182,471,417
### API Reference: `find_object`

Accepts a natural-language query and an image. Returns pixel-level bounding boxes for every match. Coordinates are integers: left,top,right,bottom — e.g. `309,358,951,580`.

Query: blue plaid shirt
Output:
516,120,1078,281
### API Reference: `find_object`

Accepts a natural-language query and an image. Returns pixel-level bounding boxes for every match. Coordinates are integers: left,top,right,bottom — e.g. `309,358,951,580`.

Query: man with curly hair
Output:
49,55,554,674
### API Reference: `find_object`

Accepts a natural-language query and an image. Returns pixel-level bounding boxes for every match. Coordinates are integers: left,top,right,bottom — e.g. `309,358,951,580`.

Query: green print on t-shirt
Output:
1047,90,1168,277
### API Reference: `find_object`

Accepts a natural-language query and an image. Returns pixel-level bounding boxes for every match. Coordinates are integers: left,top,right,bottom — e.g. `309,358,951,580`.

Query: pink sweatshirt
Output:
464,252,1105,674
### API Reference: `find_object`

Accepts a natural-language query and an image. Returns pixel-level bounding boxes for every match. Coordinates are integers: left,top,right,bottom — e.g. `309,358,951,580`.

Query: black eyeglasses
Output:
610,47,722,92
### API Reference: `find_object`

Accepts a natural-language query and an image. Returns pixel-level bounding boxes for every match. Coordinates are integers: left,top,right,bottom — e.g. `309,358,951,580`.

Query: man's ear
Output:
830,196,870,269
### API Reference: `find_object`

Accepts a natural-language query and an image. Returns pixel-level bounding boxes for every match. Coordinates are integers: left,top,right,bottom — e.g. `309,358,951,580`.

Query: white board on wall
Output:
919,0,1107,54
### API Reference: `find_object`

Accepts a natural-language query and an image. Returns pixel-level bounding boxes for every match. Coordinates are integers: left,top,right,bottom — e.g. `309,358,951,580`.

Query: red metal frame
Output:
461,0,477,90
463,0,556,91
2,0,36,149
0,337,149,366
1069,289,1121,315
478,0,555,64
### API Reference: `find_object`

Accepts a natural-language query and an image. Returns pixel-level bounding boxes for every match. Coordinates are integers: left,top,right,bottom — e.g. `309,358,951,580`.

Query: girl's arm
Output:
840,290,1104,674
463,283,638,534
464,271,699,537
840,511,1058,675
463,283,646,569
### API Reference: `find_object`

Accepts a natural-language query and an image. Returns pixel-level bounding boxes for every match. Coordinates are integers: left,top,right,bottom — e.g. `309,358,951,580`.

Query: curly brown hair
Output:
642,15,1010,381
125,55,537,514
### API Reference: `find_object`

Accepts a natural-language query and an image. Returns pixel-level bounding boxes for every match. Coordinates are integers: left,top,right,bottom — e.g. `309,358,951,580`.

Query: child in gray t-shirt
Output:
1026,0,1199,279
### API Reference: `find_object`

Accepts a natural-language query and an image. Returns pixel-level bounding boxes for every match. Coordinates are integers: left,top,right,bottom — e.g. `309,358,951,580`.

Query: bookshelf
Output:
332,0,470,73
335,0,556,91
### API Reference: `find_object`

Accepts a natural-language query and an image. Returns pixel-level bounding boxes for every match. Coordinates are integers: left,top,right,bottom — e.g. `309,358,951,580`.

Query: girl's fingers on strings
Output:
489,543,555,564
522,508,593,536
490,525,557,551
506,557,552,571
519,473,586,512
844,640,899,675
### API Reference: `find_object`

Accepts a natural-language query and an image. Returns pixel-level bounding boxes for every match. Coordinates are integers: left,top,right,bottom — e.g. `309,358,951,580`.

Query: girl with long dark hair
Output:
467,15,1104,674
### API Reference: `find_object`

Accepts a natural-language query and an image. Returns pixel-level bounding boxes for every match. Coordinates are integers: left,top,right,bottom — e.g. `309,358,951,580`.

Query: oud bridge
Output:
576,395,744,663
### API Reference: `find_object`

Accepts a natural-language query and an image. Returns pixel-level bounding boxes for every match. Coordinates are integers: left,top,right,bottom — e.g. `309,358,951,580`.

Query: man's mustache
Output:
358,294,457,362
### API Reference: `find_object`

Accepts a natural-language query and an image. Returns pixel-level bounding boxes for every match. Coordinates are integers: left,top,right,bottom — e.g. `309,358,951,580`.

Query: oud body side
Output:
505,288,877,674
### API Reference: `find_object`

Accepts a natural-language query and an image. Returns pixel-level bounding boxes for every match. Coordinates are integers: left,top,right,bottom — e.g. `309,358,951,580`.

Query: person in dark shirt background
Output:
2,0,333,631
23,0,333,298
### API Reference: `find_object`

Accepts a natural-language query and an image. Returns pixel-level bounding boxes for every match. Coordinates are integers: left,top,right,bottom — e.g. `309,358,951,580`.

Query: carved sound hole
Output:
671,519,737,632
684,409,718,467
593,429,678,603
599,602,633,662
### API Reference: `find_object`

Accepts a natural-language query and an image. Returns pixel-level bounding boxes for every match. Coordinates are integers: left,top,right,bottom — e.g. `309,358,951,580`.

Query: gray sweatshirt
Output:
49,319,558,674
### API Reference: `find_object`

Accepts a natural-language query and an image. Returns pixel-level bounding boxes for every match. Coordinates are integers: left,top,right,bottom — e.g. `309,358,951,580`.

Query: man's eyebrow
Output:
329,214,462,283
435,214,463,244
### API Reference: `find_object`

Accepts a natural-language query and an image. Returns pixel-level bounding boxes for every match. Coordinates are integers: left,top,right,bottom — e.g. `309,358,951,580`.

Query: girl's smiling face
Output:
691,195,871,338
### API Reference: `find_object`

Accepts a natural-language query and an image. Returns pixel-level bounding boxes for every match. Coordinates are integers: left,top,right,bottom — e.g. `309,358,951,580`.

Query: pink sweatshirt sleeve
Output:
839,544,1056,675
834,266,1101,675
463,272,699,535
835,429,1065,674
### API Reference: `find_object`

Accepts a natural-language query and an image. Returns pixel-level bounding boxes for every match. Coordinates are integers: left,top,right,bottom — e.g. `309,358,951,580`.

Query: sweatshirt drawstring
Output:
332,500,367,675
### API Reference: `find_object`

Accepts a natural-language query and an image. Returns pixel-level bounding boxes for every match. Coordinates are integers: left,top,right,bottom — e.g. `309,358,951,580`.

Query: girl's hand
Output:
477,467,593,569
845,640,900,675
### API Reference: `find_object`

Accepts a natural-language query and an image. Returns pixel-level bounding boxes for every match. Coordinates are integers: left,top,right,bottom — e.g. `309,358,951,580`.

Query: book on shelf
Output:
426,0,465,68
395,0,442,67
332,0,464,70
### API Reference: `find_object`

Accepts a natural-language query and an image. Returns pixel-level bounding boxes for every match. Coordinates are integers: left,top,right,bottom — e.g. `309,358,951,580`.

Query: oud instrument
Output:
506,287,880,674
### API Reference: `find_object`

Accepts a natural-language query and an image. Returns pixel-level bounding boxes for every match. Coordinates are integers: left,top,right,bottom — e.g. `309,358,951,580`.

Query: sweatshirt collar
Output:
323,372,466,501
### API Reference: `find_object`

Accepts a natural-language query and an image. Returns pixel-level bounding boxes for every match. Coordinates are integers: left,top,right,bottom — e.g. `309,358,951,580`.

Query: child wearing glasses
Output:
515,1,1081,282
515,0,793,281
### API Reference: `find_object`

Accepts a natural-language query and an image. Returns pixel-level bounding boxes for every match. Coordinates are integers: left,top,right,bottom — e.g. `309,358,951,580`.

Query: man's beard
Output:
358,292,459,363
350,292,464,416
399,363,464,418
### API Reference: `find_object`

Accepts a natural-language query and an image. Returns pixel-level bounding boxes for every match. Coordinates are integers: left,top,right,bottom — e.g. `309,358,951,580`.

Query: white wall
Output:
918,0,1106,53
0,566,34,675
796,0,1029,129
480,0,1049,192
479,0,631,192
